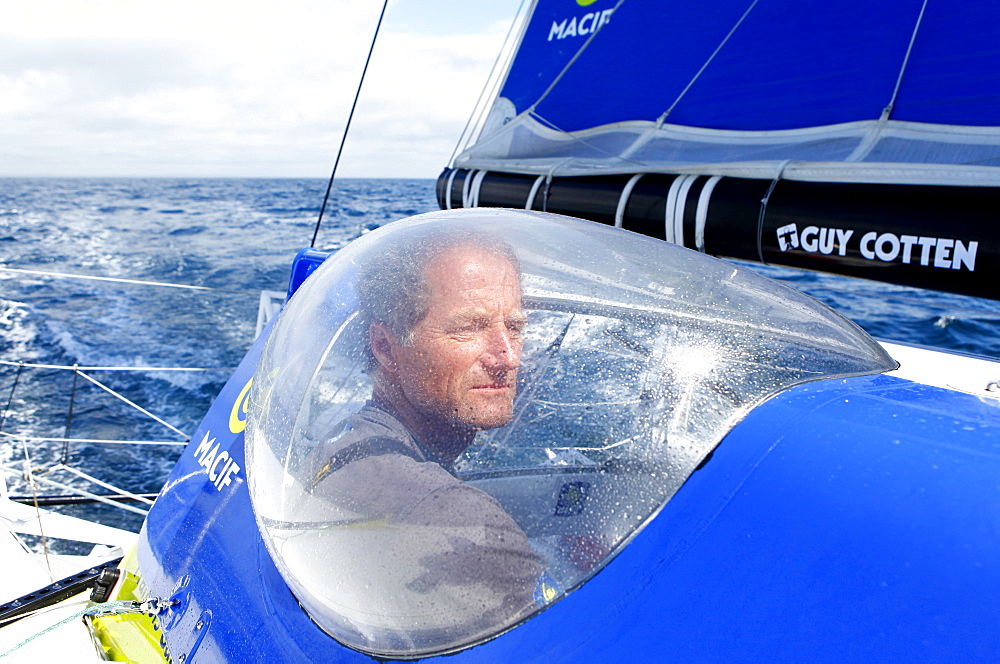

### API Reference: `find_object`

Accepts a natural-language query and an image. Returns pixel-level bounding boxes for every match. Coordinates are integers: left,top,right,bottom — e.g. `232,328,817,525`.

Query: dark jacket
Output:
295,402,544,651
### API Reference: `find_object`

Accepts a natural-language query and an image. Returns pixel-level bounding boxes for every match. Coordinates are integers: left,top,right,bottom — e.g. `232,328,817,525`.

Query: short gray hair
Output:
356,227,520,362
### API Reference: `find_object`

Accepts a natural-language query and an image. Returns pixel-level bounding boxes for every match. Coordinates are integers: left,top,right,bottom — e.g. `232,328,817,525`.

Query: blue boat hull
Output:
137,329,1000,661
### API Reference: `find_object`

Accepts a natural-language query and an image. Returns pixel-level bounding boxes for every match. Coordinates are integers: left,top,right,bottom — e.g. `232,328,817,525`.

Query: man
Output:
360,227,525,469
305,227,547,650
312,228,526,478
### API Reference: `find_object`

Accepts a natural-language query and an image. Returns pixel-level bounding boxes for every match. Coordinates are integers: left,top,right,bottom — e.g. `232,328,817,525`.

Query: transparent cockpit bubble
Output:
246,208,895,659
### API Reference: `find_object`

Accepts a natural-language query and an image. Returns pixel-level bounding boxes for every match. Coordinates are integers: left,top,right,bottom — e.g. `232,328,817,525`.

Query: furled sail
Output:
439,0,1000,299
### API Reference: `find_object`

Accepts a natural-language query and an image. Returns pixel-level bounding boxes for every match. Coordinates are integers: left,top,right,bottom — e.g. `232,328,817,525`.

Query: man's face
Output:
391,246,524,432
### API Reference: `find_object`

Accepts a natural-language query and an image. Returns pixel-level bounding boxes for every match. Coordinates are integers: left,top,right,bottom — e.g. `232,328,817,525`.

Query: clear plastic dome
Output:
246,209,894,659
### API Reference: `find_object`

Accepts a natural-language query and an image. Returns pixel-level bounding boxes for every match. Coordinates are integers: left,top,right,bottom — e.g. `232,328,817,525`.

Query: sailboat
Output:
4,0,1000,661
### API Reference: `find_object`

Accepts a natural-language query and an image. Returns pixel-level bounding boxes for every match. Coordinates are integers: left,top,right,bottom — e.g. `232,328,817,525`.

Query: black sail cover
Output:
440,0,1000,299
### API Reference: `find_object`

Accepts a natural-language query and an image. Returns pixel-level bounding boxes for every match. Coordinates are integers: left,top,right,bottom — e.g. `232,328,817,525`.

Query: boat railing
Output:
256,290,286,338
0,360,227,517
0,263,288,519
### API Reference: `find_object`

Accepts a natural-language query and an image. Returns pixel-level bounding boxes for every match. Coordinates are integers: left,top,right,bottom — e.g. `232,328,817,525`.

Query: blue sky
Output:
0,0,524,178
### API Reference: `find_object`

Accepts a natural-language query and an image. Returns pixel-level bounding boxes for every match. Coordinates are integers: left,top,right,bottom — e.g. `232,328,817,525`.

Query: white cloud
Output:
0,0,522,178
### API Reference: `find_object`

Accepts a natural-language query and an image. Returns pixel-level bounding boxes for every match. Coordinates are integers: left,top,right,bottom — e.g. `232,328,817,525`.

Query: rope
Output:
527,0,626,115
0,360,229,372
53,464,157,506
0,432,186,447
0,599,170,659
846,0,929,163
22,474,148,516
884,0,929,119
0,359,188,515
1,460,162,512
60,368,79,465
17,436,53,580
756,160,792,265
658,0,760,124
0,362,23,434
528,112,642,168
0,266,256,295
5,492,158,507
311,0,391,249
0,600,89,630
74,371,187,439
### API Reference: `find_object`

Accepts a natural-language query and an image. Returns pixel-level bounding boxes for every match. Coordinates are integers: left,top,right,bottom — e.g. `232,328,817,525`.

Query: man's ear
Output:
369,322,397,371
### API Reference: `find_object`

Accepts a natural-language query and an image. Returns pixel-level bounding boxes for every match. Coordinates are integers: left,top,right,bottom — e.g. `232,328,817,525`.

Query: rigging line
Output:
0,432,187,446
448,0,529,166
528,111,645,169
60,367,79,466
846,0,929,163
6,492,159,506
0,362,23,434
885,0,929,118
0,360,228,372
532,398,642,408
658,0,760,124
0,266,256,295
18,436,53,580
551,432,641,452
0,603,91,656
311,0,390,249
75,370,187,439
51,464,156,506
756,160,792,265
0,598,167,652
0,600,91,631
527,0,626,115
25,474,149,516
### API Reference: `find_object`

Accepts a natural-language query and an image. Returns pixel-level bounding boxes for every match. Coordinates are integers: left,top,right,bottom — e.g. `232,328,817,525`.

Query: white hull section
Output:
1,475,137,660
880,341,1000,399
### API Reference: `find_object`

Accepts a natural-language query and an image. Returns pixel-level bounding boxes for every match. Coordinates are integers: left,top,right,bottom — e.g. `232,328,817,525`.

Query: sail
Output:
440,0,1000,299
459,0,1000,182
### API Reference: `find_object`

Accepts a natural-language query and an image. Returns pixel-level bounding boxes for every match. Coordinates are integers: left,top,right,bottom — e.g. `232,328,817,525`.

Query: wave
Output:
0,297,41,360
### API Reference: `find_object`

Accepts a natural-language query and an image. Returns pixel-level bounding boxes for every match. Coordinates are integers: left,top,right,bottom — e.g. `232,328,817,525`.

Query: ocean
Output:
2,177,1000,534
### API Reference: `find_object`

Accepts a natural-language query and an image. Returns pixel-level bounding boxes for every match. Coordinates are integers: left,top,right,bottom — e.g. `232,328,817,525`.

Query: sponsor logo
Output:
549,6,613,41
775,223,978,271
229,378,253,434
775,223,800,251
194,431,242,492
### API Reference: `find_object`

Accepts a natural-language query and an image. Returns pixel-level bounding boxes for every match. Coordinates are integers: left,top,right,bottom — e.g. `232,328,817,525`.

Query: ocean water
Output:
0,178,436,533
2,177,1000,533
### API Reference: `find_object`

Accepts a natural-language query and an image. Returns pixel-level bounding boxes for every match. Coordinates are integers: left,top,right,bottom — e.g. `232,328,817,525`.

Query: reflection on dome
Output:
246,209,895,659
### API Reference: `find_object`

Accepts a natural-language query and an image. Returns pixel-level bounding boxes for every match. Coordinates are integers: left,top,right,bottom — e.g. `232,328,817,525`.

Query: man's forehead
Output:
426,243,516,271
419,246,523,318
422,245,520,289
446,306,527,323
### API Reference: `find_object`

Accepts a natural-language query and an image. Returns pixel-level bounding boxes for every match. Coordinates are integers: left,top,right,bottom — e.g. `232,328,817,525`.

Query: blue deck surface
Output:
139,342,1000,661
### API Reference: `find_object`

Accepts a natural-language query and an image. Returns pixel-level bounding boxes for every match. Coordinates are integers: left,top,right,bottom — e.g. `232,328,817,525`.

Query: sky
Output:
0,0,524,178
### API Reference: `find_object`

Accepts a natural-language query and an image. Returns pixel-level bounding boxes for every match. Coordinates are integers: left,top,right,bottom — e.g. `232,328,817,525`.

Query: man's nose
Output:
483,325,520,368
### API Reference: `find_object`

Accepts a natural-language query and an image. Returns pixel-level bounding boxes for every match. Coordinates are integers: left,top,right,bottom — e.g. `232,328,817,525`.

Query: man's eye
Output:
507,320,525,335
452,321,486,335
